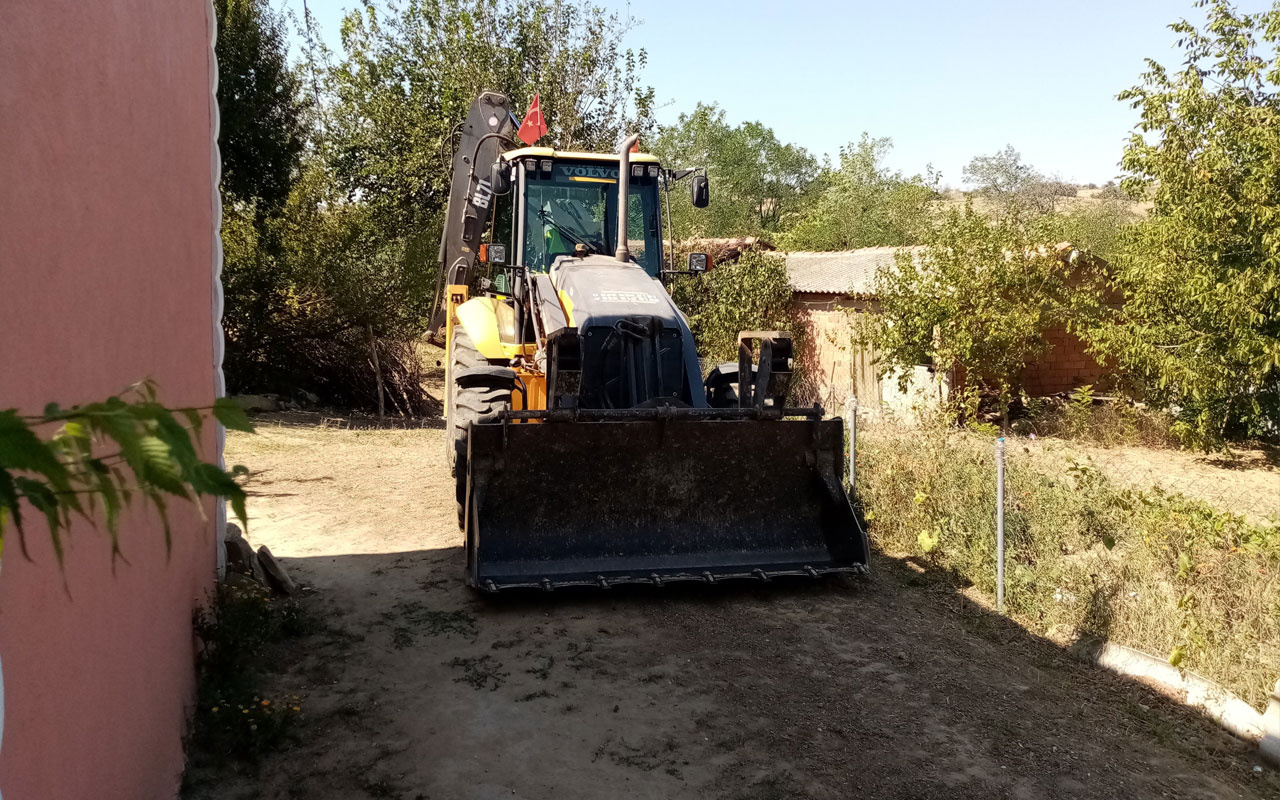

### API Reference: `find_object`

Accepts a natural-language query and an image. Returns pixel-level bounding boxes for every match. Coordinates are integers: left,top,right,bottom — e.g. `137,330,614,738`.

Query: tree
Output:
861,205,1106,423
651,103,820,238
215,0,308,212
325,0,655,241
962,145,1064,217
780,134,938,251
216,0,321,398
1053,198,1137,262
1084,0,1280,445
276,163,436,416
667,251,795,365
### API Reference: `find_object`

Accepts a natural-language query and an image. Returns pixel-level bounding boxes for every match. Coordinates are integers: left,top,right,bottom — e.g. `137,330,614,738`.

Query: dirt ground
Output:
186,413,1279,800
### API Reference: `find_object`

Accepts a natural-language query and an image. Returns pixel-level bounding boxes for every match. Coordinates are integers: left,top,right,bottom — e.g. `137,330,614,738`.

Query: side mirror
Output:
687,252,709,273
489,160,511,194
486,243,507,265
691,174,709,208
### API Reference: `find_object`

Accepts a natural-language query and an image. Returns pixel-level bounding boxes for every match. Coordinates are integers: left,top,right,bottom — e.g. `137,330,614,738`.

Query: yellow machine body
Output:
444,287,546,417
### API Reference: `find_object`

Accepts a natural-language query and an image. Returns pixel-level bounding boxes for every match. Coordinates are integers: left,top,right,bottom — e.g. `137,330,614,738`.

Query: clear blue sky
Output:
282,0,1272,187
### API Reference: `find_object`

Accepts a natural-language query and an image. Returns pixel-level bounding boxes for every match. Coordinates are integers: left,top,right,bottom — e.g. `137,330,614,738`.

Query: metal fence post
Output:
845,396,858,492
996,436,1006,612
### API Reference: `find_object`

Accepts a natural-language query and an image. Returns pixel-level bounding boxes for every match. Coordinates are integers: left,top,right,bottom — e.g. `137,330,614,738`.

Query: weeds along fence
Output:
849,411,1280,712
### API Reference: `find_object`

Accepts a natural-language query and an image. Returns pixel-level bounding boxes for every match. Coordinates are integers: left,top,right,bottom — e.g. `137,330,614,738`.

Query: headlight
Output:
496,300,518,343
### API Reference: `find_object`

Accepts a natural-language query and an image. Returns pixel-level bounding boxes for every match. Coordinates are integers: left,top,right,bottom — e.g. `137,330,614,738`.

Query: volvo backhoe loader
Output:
428,92,868,591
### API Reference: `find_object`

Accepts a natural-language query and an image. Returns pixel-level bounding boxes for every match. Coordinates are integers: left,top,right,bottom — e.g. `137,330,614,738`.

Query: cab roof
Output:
503,146,661,164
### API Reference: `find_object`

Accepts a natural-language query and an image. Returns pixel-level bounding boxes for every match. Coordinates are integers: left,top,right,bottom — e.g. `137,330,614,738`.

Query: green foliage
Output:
1065,384,1096,439
1082,0,1280,446
859,422,1280,708
1019,396,1176,448
651,103,820,238
220,0,656,410
0,381,251,563
861,204,1106,414
1052,197,1137,261
779,135,938,251
962,145,1070,218
668,251,796,366
325,0,654,238
214,0,307,213
280,164,433,343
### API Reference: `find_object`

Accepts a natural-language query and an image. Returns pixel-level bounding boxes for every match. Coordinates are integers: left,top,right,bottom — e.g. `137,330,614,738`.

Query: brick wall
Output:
1021,327,1109,396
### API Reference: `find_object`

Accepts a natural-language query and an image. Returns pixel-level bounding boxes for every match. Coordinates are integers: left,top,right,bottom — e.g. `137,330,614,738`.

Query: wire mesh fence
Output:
846,405,1280,710
1057,439,1280,524
849,406,1280,526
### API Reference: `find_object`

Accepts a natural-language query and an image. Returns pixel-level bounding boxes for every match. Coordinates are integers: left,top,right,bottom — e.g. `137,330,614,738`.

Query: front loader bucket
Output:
463,415,869,591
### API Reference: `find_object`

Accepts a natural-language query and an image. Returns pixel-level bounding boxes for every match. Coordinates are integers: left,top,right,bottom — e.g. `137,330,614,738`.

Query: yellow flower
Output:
292,705,301,712
211,707,219,713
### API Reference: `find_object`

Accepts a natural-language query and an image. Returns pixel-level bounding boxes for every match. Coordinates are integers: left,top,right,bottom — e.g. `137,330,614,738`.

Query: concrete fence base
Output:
1262,679,1280,767
1072,639,1279,766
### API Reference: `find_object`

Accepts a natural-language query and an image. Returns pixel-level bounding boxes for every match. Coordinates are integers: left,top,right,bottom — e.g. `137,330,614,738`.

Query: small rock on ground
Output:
257,545,297,595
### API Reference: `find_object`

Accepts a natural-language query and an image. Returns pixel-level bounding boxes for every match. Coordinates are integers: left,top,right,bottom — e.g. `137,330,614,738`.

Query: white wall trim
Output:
206,0,227,578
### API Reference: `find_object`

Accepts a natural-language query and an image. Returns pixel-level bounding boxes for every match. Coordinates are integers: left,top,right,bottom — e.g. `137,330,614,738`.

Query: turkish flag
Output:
517,94,548,145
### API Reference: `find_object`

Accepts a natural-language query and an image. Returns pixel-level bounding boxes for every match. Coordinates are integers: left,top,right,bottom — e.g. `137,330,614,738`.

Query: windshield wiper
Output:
537,209,604,254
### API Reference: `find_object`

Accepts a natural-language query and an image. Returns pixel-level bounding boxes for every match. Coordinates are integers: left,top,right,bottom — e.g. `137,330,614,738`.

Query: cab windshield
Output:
521,160,663,276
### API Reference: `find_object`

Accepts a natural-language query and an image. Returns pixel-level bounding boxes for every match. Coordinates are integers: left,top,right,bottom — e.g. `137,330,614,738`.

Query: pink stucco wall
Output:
0,2,217,798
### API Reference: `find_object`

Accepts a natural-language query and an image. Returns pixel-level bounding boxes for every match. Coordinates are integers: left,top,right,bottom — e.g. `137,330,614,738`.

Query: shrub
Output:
188,581,314,762
1014,393,1177,449
668,250,797,368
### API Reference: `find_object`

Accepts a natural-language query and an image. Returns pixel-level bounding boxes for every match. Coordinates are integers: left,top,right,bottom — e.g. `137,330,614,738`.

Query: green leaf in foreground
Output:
212,397,255,432
0,384,254,564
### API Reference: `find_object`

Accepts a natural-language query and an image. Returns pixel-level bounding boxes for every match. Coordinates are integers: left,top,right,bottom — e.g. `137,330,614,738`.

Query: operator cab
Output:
488,149,665,284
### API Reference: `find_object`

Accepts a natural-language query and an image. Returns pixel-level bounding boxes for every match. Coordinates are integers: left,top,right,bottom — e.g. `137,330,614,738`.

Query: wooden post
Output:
367,323,385,422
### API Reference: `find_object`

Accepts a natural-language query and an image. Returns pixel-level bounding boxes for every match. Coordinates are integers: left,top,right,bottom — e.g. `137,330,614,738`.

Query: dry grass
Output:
937,188,1152,218
1013,391,1180,449
857,419,1280,710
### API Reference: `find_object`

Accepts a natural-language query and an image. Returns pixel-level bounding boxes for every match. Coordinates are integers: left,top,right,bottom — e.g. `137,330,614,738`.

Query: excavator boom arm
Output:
428,92,516,341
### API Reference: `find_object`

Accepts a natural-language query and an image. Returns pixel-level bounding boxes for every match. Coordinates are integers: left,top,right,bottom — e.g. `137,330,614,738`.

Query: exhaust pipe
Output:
615,133,639,262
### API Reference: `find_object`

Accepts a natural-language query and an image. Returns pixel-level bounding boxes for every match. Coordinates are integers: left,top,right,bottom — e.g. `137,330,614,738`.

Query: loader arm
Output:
427,92,517,343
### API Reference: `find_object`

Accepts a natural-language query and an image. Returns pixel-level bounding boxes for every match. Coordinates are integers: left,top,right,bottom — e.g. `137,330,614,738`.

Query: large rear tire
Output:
446,327,510,528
